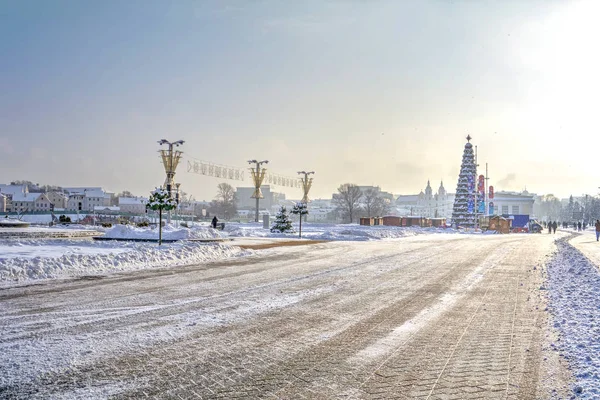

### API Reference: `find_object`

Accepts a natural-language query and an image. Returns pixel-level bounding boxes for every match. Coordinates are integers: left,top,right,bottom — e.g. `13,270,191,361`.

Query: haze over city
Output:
2,0,599,200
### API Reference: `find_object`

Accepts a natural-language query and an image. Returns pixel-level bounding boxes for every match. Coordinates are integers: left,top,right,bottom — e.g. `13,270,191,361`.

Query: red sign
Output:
489,185,494,199
478,175,485,194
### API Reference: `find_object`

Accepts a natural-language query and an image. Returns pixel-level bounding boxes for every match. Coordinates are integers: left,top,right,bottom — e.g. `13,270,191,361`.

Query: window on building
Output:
512,205,519,215
502,205,509,215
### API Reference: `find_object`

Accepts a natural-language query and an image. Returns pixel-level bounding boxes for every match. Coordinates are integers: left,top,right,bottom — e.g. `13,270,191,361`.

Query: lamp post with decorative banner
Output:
158,139,184,223
248,159,269,222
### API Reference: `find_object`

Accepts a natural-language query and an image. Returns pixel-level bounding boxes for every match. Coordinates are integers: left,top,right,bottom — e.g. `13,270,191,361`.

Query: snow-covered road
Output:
0,233,581,398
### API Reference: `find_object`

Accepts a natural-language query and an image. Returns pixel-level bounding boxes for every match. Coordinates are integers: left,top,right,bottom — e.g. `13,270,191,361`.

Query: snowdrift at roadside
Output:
0,239,247,284
223,223,448,241
546,238,600,398
101,224,225,240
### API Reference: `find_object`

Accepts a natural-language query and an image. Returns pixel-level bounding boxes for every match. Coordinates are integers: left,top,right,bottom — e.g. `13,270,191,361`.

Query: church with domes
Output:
416,180,455,218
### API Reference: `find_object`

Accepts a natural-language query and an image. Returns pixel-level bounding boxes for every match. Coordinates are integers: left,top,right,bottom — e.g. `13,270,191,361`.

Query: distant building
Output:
11,192,41,212
236,185,285,212
33,193,53,211
492,190,535,216
0,184,28,211
0,193,6,213
395,181,455,219
416,181,455,219
118,197,148,214
0,184,28,195
46,191,68,210
65,187,112,212
395,194,420,215
67,193,86,212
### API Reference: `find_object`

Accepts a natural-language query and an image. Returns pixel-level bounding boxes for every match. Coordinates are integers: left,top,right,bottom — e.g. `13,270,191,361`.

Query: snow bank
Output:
19,214,89,225
546,238,600,399
223,223,447,241
101,224,225,240
0,239,247,284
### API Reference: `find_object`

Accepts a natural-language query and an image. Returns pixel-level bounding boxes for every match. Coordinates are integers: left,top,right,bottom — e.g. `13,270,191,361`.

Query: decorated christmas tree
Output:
451,135,478,228
271,206,294,233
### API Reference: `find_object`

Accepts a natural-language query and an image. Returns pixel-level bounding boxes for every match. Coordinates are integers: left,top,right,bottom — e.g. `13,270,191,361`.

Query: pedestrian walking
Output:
578,221,582,231
548,223,552,234
211,216,218,229
596,220,600,241
552,221,557,234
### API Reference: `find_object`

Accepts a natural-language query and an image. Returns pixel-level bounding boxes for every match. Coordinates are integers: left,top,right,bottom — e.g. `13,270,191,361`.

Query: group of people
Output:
544,221,590,232
546,221,558,234
544,219,600,241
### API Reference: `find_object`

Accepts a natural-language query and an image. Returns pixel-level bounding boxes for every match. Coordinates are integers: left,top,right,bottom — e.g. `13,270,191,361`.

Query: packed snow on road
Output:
1,224,600,398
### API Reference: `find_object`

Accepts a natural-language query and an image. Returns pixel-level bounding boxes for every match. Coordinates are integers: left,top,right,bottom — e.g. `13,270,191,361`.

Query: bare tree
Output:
360,187,391,218
117,190,135,198
210,183,237,219
361,187,379,217
371,196,390,217
333,183,363,223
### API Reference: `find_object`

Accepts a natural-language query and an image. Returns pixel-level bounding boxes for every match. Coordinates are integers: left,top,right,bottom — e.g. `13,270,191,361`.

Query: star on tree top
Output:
466,134,472,142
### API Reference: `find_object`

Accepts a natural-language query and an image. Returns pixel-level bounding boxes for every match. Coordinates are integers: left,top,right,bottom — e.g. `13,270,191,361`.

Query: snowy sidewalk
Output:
545,233,600,399
569,229,600,271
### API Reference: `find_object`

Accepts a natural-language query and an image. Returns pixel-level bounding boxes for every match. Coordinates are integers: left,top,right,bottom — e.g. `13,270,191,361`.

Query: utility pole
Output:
297,171,315,222
248,159,269,222
158,139,184,224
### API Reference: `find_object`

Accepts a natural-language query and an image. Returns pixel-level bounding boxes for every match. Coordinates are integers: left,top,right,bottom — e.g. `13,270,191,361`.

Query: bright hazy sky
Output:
2,0,599,201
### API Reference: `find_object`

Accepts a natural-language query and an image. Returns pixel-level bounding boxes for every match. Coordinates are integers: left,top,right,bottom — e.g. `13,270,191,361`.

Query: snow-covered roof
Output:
64,187,102,194
396,195,419,203
11,193,41,202
118,197,148,205
83,190,107,198
0,184,26,196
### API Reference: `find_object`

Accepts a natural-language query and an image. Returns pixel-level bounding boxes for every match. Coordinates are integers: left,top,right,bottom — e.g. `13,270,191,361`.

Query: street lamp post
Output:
158,139,184,224
297,171,314,222
248,159,269,222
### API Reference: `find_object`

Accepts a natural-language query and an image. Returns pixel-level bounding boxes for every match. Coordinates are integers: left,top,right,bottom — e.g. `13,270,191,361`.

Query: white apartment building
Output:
11,193,41,212
0,184,28,211
65,188,112,212
46,191,68,209
11,193,53,212
33,193,53,211
0,194,6,213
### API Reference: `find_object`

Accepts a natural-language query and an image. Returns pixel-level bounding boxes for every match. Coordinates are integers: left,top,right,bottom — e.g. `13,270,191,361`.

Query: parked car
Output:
528,220,543,233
